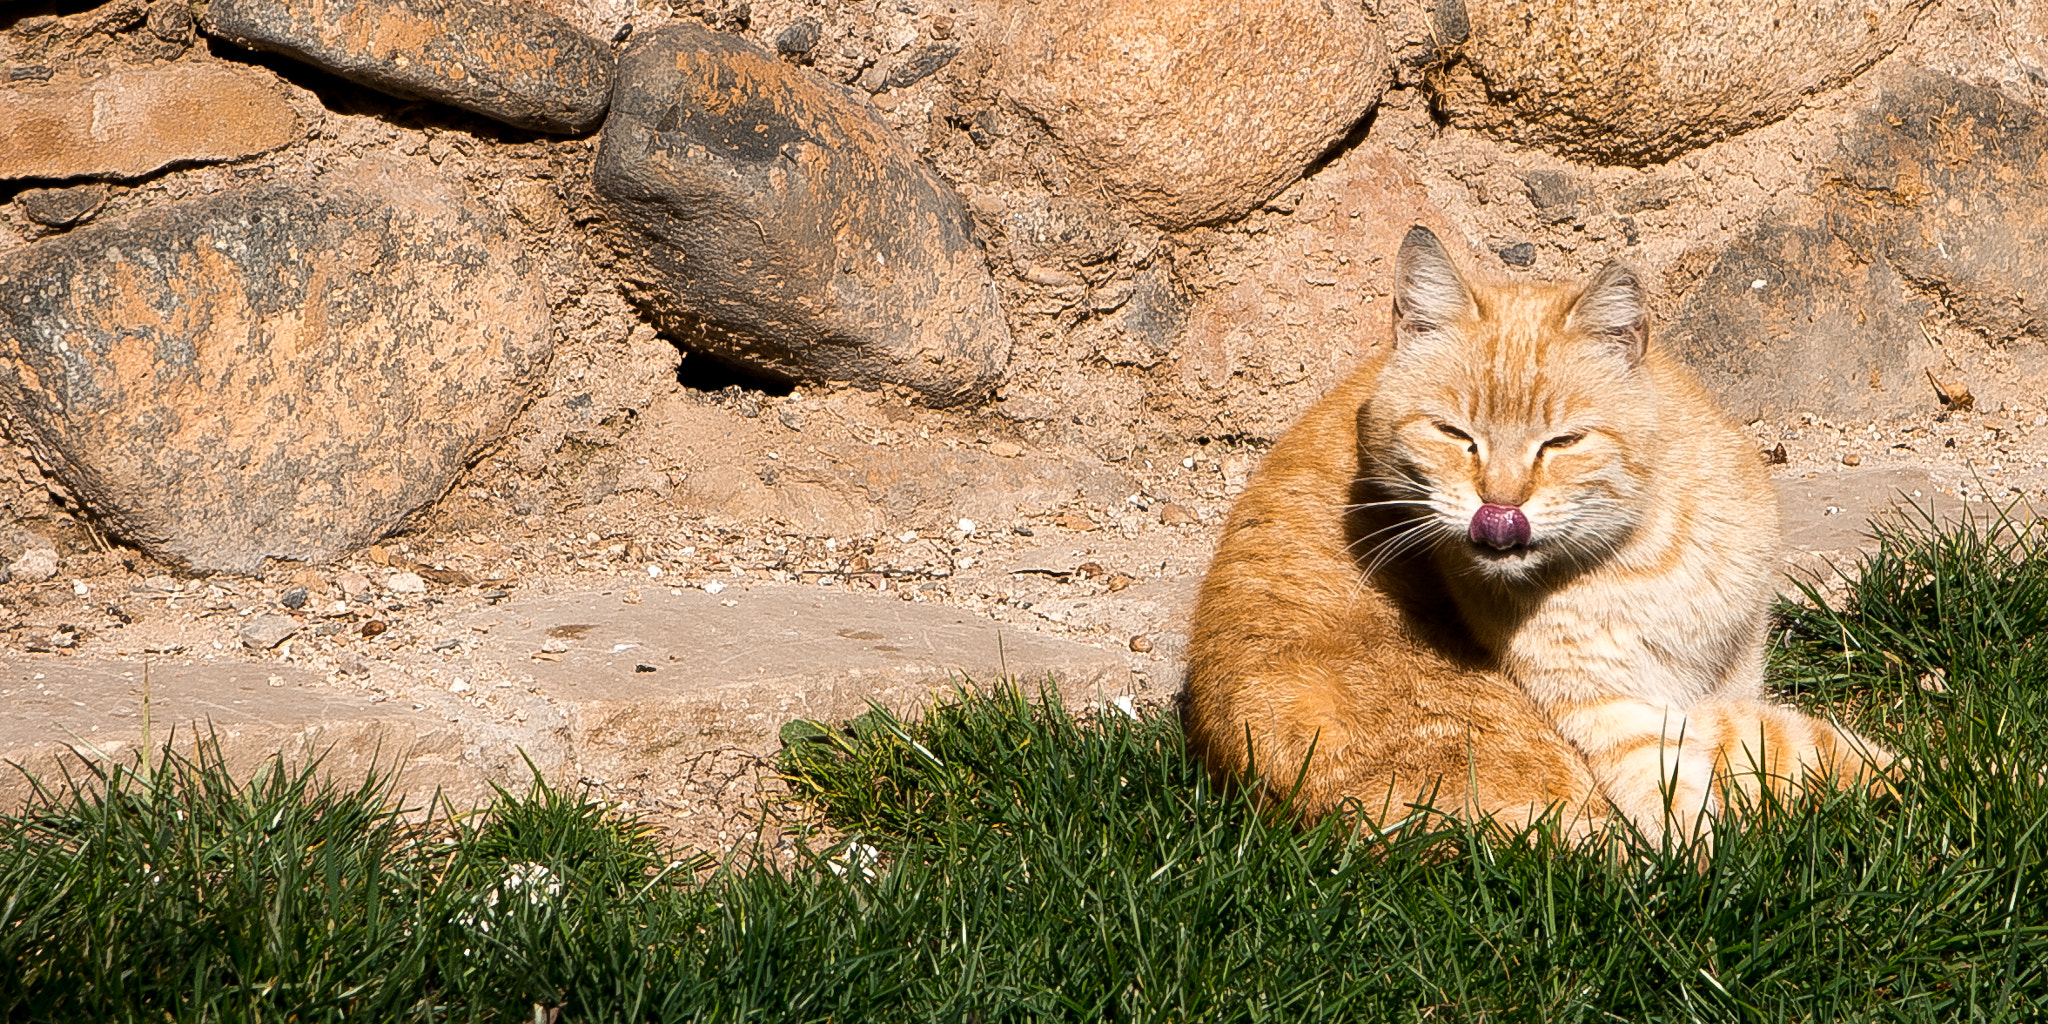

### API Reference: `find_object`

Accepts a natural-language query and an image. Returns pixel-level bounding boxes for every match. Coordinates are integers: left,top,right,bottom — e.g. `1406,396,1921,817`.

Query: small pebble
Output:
1842,454,1863,466
386,571,427,594
449,680,472,694
280,587,309,609
1129,635,1153,653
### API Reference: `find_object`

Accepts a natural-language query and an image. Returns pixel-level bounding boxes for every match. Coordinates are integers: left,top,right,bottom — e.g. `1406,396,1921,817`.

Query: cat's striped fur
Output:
1182,226,1893,846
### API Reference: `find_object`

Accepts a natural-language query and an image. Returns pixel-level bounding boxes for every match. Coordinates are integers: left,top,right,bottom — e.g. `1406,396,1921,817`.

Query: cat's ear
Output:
1566,262,1649,365
1393,225,1476,342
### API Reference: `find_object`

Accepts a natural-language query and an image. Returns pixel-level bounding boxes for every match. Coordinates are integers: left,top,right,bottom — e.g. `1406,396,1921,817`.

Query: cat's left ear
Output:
1566,263,1649,365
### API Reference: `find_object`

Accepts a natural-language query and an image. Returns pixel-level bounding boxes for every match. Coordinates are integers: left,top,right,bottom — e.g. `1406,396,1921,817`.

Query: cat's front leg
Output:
1546,698,1722,848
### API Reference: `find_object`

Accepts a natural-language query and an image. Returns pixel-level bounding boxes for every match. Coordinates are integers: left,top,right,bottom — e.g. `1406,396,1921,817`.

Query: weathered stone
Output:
0,63,300,181
1823,70,2048,346
0,156,553,572
1666,70,2048,421
6,547,59,585
993,0,1392,229
1437,0,1931,165
595,23,1010,406
775,18,821,58
1665,211,1934,422
240,613,300,650
16,184,108,228
202,0,614,133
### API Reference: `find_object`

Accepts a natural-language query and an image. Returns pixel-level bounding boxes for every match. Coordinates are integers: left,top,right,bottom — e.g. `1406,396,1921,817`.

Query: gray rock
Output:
595,23,1010,406
0,155,554,572
240,612,300,650
16,184,108,228
202,0,614,133
15,187,108,231
5,547,58,585
774,18,820,58
884,44,958,90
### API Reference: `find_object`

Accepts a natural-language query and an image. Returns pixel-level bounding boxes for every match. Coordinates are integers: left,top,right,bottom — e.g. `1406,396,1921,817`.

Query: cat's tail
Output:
1700,699,1901,807
1182,642,1617,842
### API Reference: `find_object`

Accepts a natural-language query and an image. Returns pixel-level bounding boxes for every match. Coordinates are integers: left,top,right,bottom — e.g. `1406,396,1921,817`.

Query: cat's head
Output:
1361,226,1658,585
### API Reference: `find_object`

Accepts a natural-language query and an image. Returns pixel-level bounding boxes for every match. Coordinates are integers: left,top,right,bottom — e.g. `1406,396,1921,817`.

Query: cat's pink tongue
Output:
1470,503,1531,550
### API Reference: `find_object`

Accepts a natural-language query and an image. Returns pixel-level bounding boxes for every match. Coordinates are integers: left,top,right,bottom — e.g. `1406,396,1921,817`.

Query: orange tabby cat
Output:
1183,226,1893,846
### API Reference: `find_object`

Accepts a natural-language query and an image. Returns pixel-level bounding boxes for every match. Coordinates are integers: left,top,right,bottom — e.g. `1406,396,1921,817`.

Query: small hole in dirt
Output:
675,351,796,398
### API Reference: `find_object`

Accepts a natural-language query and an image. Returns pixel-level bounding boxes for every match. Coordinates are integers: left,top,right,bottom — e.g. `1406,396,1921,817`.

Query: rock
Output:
1824,70,2048,347
240,612,300,650
0,156,553,573
774,19,822,58
15,184,108,228
280,586,309,610
1496,242,1536,268
386,571,428,595
595,23,1010,406
1667,70,2048,420
6,547,58,585
0,63,300,181
1436,0,1931,165
884,44,958,90
993,0,1392,229
1665,211,1933,422
202,0,614,133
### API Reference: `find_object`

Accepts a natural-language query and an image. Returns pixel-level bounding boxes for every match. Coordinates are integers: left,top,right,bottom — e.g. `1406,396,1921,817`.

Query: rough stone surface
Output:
1437,0,1931,165
0,156,553,573
1665,211,1936,422
596,22,1010,406
0,62,299,181
202,0,615,133
1824,70,2048,347
993,0,1392,229
1666,70,2048,421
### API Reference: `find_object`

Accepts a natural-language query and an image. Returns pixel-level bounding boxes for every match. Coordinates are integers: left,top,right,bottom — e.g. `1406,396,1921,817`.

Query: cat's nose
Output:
1470,503,1532,550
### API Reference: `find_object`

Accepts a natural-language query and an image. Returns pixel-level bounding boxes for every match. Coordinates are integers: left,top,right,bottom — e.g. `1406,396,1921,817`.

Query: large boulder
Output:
1665,214,1934,422
1664,70,2048,420
594,23,1009,406
993,0,1392,229
0,62,300,181
1826,70,2048,346
0,157,553,572
202,0,614,133
1437,0,1931,165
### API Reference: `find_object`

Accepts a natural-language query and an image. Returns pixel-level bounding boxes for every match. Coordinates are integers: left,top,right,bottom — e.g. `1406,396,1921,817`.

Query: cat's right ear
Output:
1393,226,1476,345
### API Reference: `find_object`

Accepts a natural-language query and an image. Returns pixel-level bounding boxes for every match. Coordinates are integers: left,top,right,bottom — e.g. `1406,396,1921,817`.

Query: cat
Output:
1182,225,1894,848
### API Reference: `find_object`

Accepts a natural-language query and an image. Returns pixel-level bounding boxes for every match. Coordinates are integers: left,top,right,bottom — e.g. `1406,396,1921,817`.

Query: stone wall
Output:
4,0,2048,572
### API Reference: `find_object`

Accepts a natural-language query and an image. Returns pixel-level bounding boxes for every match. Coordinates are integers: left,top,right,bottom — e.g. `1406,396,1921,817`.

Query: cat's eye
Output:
1435,422,1478,454
1542,432,1586,451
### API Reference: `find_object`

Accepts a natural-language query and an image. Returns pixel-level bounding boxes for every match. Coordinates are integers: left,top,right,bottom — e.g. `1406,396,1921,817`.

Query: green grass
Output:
4,506,2047,1021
